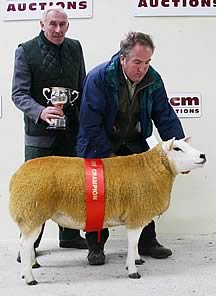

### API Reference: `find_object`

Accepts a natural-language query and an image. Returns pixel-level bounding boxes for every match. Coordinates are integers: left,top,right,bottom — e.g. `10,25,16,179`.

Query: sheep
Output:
9,138,206,285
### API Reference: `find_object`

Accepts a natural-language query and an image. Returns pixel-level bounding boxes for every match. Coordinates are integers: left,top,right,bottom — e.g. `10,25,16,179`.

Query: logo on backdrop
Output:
168,93,202,118
133,0,216,16
2,0,92,21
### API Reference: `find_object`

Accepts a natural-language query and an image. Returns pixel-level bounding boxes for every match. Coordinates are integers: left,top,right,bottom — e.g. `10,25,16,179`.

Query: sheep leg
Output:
135,244,145,265
126,228,143,279
20,226,42,285
31,246,41,269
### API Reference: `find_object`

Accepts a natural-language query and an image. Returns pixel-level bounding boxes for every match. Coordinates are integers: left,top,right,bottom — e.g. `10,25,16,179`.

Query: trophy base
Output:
47,117,67,130
46,126,67,131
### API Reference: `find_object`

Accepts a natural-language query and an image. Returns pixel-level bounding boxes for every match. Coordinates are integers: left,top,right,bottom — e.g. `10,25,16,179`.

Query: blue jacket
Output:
77,53,185,158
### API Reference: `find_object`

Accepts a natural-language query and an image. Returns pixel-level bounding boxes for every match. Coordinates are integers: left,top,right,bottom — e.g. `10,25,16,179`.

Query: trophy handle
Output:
43,88,51,103
70,90,79,105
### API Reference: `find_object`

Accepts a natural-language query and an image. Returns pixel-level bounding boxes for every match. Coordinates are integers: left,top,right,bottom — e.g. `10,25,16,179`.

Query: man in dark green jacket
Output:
12,6,87,264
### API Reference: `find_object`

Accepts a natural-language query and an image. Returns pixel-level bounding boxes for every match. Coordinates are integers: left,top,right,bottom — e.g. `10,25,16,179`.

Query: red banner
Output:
84,159,105,240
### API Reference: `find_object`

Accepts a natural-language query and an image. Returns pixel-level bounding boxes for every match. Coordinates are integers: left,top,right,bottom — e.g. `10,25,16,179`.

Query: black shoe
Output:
138,240,172,259
87,248,105,265
59,236,88,249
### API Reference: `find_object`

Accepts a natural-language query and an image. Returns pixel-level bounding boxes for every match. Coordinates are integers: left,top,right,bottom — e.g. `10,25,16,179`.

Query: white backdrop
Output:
0,0,215,240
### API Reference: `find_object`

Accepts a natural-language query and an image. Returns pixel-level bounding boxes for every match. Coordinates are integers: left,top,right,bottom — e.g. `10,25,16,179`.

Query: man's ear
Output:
40,20,45,31
120,54,125,66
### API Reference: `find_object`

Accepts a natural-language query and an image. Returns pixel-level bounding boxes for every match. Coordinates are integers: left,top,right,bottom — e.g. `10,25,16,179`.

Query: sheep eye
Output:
173,147,183,152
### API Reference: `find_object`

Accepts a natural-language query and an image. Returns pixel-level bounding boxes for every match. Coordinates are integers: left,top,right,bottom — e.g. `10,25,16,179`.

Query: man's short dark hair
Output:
120,32,155,60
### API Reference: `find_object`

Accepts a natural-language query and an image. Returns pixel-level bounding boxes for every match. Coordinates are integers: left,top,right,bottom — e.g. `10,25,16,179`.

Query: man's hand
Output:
40,105,64,125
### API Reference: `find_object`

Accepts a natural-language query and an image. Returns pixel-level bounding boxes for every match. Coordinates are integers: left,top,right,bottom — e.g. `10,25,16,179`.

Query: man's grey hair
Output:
42,5,68,22
120,32,155,60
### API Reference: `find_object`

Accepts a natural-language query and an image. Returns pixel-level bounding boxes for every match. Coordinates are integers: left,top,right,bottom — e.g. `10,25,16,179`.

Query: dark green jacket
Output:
20,31,85,137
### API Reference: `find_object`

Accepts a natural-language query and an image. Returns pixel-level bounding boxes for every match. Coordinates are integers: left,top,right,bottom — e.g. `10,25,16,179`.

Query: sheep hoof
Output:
135,259,145,265
32,261,41,269
129,272,141,279
27,280,38,286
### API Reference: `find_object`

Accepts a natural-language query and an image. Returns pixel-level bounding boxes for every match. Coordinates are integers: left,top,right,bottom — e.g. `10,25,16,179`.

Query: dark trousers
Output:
86,221,156,251
85,143,156,251
24,133,81,248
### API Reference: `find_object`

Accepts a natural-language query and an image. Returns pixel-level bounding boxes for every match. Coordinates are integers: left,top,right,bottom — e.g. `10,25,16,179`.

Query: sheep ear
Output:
162,137,175,153
184,136,192,143
168,137,175,150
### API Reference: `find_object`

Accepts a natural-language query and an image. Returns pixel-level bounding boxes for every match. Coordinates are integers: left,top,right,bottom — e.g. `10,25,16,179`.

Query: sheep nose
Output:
200,154,206,163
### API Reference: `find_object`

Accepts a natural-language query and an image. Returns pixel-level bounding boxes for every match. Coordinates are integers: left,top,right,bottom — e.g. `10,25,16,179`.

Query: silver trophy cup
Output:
43,87,79,130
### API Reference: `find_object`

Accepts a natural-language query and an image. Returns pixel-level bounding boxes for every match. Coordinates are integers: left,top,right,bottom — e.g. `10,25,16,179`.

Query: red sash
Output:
84,159,105,241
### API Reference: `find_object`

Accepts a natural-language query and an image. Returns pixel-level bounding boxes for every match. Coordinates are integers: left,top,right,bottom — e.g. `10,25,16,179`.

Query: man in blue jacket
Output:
77,32,185,265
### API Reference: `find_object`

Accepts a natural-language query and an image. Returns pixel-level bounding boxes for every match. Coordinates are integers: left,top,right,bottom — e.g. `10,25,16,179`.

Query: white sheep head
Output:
162,137,206,175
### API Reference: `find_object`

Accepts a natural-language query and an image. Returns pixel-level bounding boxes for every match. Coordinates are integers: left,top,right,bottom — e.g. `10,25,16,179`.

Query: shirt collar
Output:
122,68,138,89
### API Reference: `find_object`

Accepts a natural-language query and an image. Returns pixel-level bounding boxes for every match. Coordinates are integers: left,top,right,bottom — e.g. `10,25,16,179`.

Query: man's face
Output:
40,10,69,45
120,44,153,83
